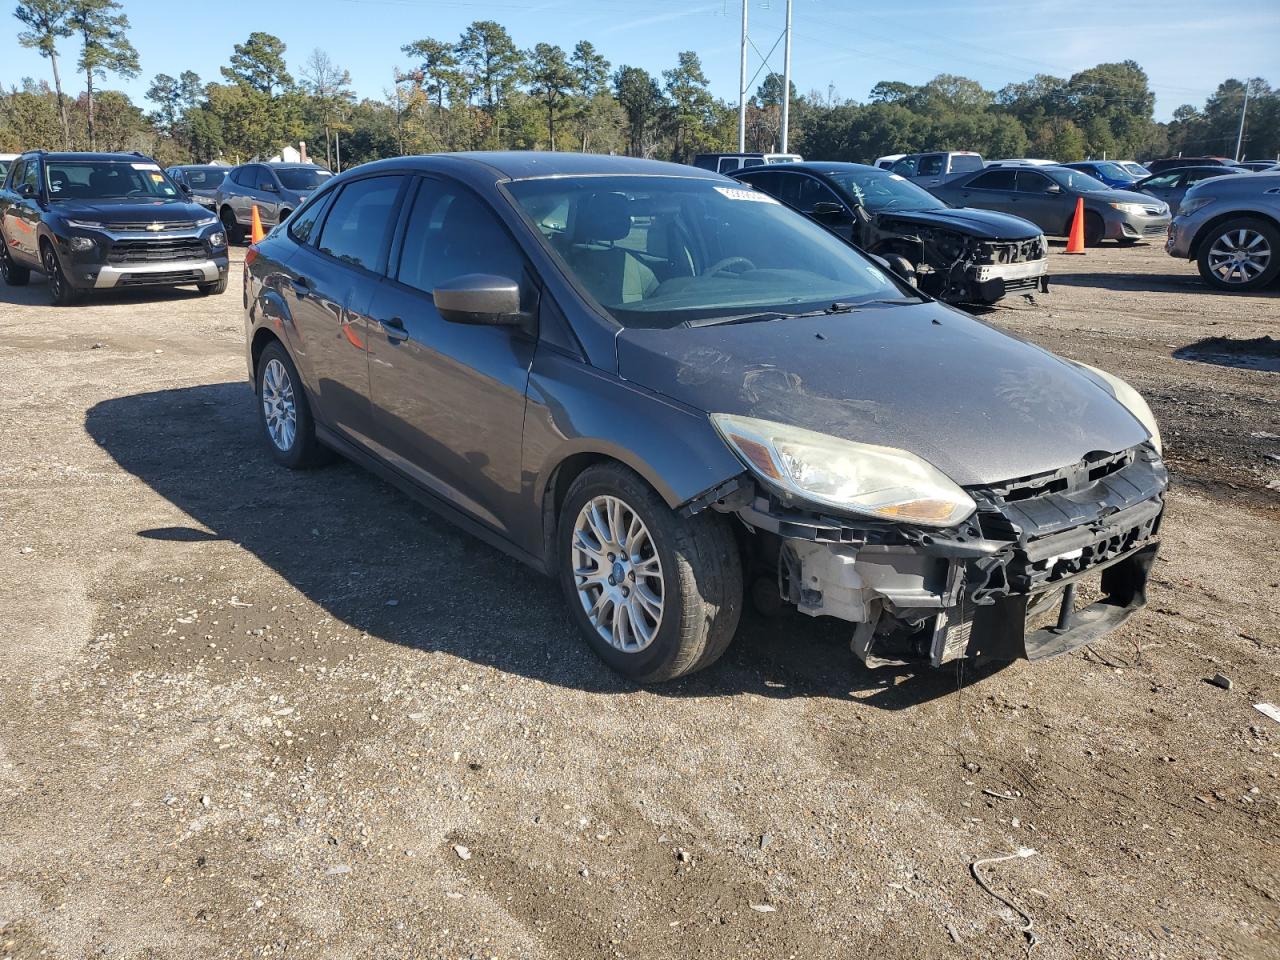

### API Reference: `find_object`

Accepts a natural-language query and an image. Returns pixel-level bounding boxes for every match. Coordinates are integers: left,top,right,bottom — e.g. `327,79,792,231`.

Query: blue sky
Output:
5,0,1279,122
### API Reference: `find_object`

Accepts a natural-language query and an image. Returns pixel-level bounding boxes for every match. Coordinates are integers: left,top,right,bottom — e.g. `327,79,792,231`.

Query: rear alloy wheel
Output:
255,341,329,468
1,242,30,286
1197,218,1279,292
42,242,82,306
558,463,742,683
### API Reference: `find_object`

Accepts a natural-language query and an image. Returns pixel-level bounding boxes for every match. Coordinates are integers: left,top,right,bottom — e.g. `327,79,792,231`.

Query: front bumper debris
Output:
724,444,1167,668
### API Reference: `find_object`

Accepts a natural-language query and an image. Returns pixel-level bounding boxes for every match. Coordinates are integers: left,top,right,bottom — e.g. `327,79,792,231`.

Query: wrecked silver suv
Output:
245,154,1165,681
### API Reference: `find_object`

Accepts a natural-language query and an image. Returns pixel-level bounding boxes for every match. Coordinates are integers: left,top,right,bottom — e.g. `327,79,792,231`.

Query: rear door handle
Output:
290,276,312,298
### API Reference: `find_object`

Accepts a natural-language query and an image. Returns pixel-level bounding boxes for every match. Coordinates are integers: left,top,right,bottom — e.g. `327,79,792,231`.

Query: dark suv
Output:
214,162,333,242
244,152,1166,682
0,150,229,303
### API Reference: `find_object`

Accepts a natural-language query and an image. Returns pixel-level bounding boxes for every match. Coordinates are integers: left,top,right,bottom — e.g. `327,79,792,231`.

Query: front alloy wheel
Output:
1199,219,1278,291
42,243,80,305
558,463,742,683
254,340,329,469
572,495,665,653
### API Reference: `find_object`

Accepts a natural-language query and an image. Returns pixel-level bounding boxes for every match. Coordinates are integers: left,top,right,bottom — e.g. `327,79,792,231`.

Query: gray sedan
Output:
931,165,1170,246
1131,166,1248,214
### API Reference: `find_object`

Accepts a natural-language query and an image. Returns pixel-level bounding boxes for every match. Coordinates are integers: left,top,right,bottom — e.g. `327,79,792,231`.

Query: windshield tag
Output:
131,162,161,171
714,186,779,204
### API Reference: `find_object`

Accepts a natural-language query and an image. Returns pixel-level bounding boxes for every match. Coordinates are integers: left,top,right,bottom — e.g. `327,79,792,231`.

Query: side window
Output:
21,160,39,193
949,154,984,174
288,190,334,246
258,167,277,191
890,157,918,177
230,166,249,186
795,176,842,213
396,179,527,295
316,175,405,272
917,155,944,176
1143,174,1179,189
1015,171,1055,193
967,170,1017,191
8,160,26,191
718,158,741,174
737,170,781,197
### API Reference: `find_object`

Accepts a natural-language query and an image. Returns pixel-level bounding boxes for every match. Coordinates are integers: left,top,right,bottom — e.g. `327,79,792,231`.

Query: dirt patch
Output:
1,243,1278,960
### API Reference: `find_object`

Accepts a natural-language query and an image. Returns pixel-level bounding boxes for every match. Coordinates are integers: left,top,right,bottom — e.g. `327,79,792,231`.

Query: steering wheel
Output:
707,256,755,277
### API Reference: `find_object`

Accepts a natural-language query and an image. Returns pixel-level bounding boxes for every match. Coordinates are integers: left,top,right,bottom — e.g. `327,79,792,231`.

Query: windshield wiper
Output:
684,311,794,328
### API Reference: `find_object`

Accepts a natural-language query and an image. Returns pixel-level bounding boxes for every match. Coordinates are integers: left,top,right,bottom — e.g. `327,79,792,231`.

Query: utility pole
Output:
779,0,793,153
738,0,748,152
1234,80,1250,162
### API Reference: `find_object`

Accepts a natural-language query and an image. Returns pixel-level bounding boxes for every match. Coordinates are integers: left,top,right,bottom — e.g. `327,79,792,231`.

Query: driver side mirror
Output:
434,274,524,327
18,183,36,199
810,200,850,222
178,182,193,196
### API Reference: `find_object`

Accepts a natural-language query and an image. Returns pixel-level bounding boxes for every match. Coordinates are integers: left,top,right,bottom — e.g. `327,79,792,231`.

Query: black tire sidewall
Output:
557,468,699,682
1197,218,1280,292
1,242,28,285
255,342,313,468
1084,213,1105,247
42,242,79,305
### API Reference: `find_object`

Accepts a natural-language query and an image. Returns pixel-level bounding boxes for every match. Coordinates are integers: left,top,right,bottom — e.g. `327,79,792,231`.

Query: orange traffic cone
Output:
1064,197,1086,254
250,204,265,244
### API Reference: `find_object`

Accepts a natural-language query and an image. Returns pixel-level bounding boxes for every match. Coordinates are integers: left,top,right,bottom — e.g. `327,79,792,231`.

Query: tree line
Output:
2,7,1278,169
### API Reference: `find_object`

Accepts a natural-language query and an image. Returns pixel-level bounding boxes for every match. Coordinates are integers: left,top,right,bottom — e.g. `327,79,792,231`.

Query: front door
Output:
1012,170,1072,233
3,159,43,264
365,176,537,538
282,173,408,446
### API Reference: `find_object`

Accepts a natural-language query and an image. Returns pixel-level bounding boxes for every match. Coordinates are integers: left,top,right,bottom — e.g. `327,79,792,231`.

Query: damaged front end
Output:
707,444,1167,668
874,218,1050,305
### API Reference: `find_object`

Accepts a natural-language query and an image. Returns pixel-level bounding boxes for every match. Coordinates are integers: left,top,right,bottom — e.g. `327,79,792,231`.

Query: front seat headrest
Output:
572,192,632,244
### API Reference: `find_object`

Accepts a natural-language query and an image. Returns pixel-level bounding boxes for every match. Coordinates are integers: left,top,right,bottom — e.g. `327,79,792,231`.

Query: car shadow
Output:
84,381,1012,708
1049,266,1280,297
1173,335,1280,373
0,272,214,307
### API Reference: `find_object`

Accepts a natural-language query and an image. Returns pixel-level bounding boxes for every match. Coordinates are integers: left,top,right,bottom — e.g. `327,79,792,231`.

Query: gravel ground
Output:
1,241,1277,960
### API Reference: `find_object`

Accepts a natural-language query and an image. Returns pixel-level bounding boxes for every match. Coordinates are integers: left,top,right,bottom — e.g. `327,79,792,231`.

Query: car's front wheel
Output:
1197,218,1279,292
255,341,328,468
220,207,244,245
558,464,742,683
41,241,82,306
198,276,228,295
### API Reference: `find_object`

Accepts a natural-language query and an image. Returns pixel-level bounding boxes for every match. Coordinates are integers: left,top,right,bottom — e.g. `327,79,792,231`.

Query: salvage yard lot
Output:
0,244,1277,960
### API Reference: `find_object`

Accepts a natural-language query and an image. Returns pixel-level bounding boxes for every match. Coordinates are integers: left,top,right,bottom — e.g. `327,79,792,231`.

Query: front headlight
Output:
67,236,96,252
65,219,105,229
1178,196,1214,217
1077,364,1162,454
196,215,219,227
1109,202,1149,216
711,414,976,527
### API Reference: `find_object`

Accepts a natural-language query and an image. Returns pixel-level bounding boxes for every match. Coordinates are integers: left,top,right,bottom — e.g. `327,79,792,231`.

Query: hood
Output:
1089,187,1163,207
873,206,1042,240
616,302,1150,487
50,198,212,223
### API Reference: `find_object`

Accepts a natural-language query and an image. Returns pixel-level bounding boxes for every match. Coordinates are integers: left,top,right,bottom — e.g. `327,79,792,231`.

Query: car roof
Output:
738,161,881,176
1150,165,1245,175
24,151,159,162
350,151,725,182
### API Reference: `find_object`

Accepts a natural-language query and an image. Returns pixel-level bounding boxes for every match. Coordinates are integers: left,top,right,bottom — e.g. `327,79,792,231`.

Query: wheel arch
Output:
1188,210,1280,260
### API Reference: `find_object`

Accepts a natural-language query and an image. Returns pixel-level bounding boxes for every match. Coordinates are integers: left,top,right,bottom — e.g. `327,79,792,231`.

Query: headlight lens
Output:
207,231,227,248
1077,364,1162,454
711,414,976,527
1178,196,1213,217
1109,202,1149,216
65,219,104,229
67,236,96,252
196,215,219,227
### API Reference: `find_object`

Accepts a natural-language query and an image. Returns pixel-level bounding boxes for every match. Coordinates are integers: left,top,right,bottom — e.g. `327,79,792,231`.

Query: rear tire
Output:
1,241,30,285
198,276,228,295
557,463,742,683
1196,217,1280,292
41,241,82,306
255,341,329,469
220,207,245,245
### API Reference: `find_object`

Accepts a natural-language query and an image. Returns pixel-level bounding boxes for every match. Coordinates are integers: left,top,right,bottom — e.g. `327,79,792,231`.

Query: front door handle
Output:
290,276,312,298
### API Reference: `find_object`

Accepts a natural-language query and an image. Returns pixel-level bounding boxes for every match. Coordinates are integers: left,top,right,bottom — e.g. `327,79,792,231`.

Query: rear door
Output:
282,173,408,446
4,159,43,264
912,153,946,188
950,168,1018,216
364,175,538,538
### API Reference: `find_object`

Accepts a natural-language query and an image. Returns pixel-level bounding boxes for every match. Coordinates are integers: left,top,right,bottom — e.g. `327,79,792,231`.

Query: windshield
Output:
507,175,903,330
182,167,226,189
828,171,946,212
276,167,332,191
1085,161,1133,181
0,160,10,182
45,160,180,200
1045,167,1111,193
1119,162,1150,178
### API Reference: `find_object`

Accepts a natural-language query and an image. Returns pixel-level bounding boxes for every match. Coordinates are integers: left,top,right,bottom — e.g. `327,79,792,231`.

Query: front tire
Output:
1,241,30,285
198,276,228,295
255,341,328,468
41,241,82,306
558,464,742,683
1084,212,1105,247
220,207,245,245
1196,218,1279,292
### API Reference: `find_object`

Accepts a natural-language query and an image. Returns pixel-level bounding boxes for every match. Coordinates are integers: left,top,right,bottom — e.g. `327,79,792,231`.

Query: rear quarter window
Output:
949,155,984,174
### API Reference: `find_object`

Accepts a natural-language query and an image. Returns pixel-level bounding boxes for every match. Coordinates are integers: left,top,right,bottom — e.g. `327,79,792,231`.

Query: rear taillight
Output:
244,245,259,267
